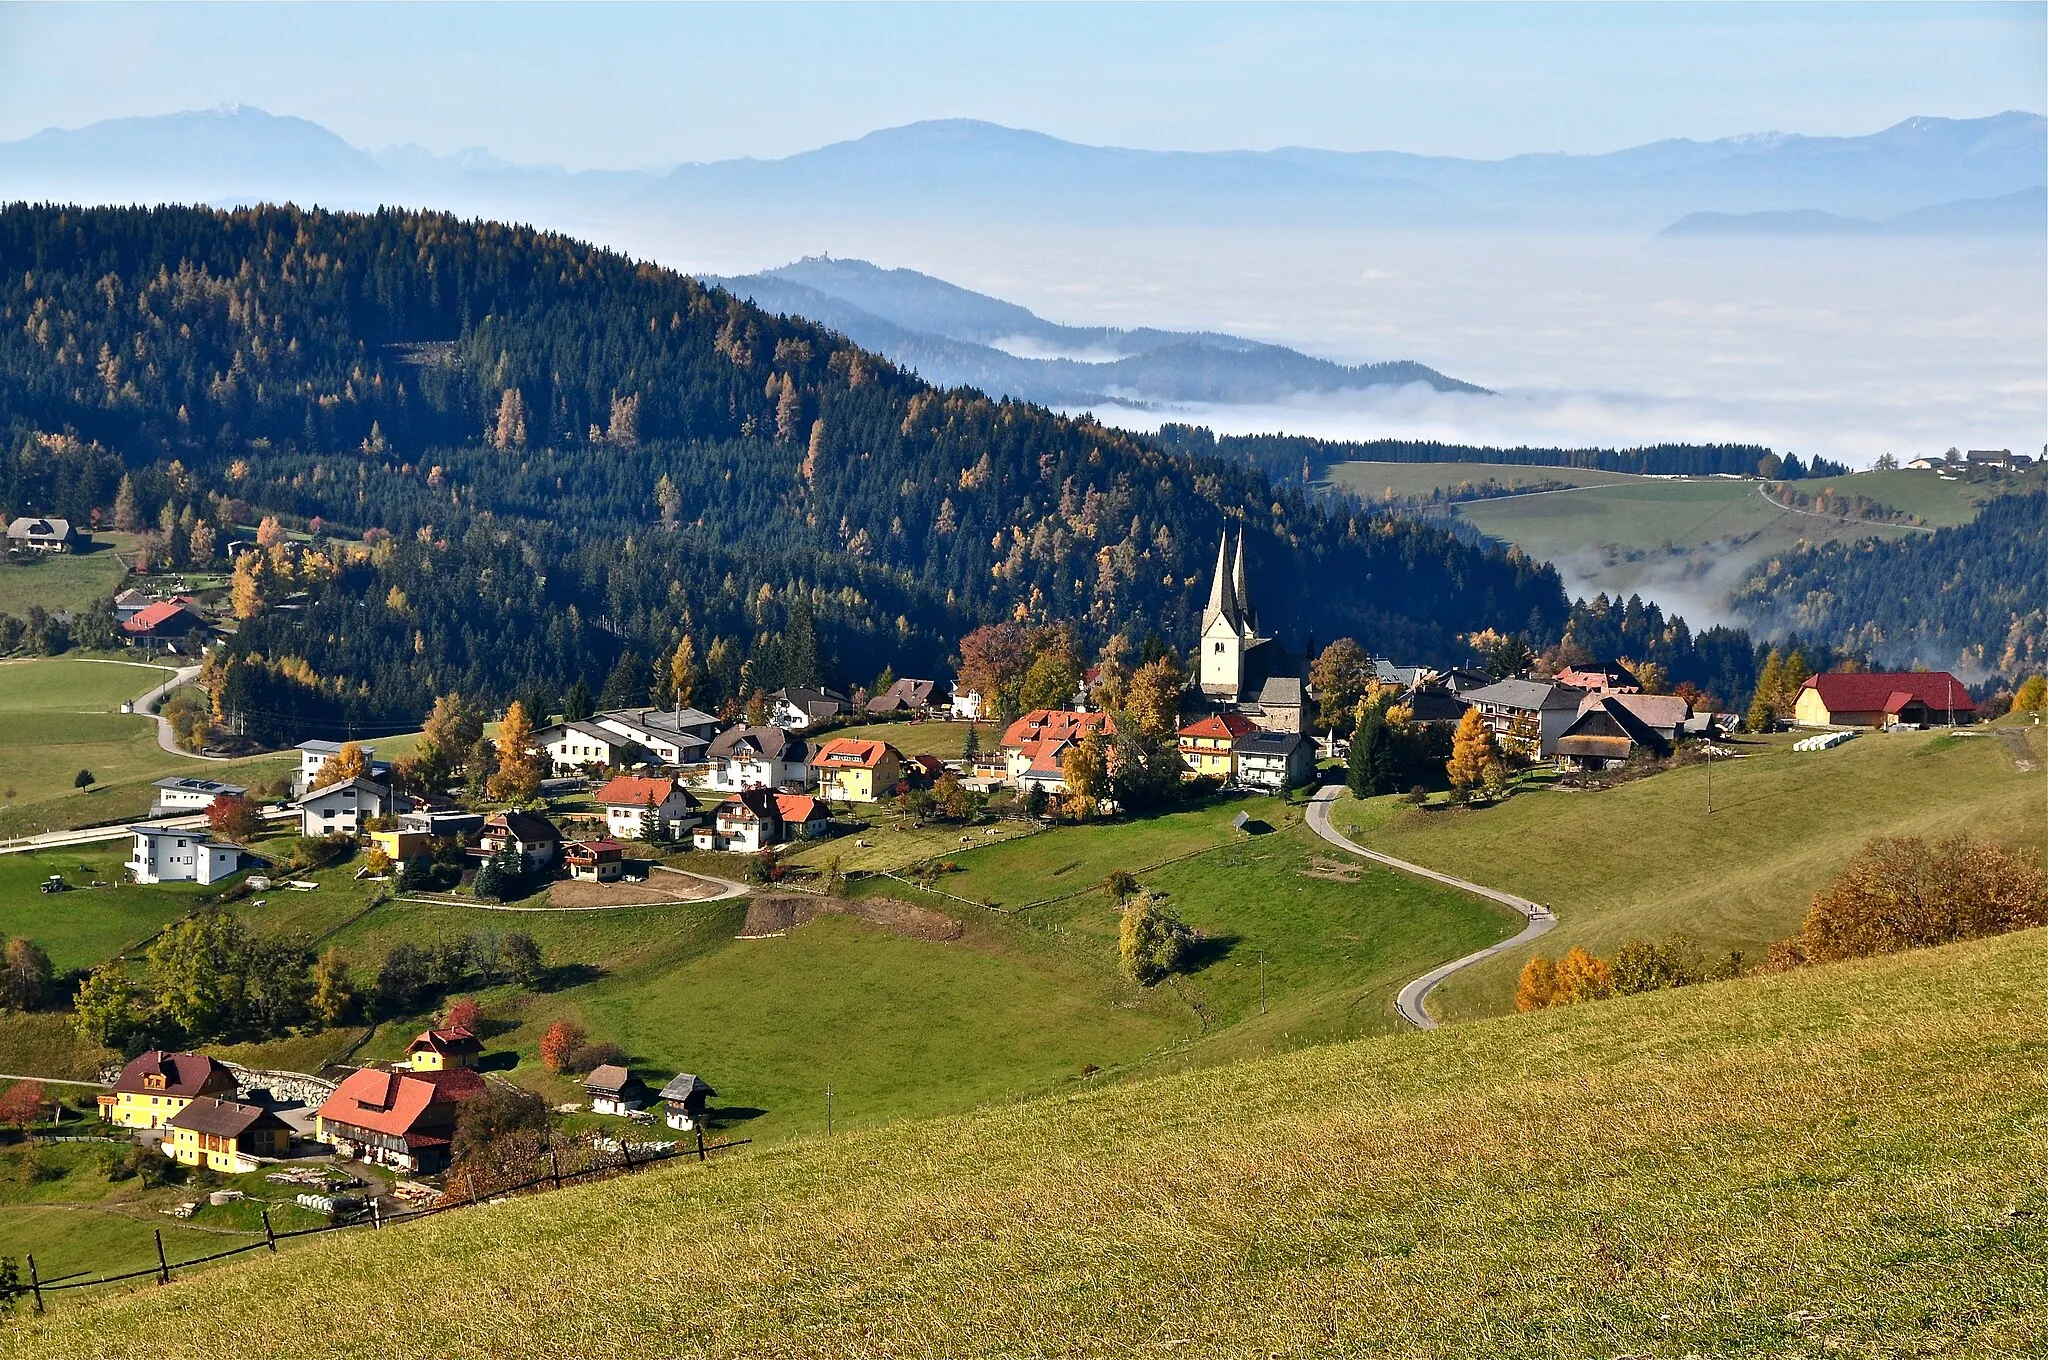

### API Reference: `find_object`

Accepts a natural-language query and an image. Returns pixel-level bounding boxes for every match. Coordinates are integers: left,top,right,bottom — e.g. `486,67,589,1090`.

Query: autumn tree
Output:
2015,674,2047,714
308,948,355,1028
1123,654,1186,736
488,701,544,803
0,1079,45,1131
229,550,265,620
1446,708,1498,791
1616,657,1668,695
957,622,1031,720
655,473,682,530
1019,642,1082,714
668,636,698,709
446,995,483,1034
206,793,264,844
1552,946,1613,1004
775,373,802,442
0,937,53,1011
491,387,529,450
1311,639,1374,732
1608,936,1703,994
311,740,370,792
72,963,134,1047
256,515,286,549
1515,955,1557,1012
1118,891,1192,986
1061,734,1107,807
607,391,641,448
112,473,138,531
1770,833,2048,968
539,1019,586,1073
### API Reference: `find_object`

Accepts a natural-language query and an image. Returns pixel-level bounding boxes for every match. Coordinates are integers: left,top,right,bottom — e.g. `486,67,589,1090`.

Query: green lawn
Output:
1328,722,2048,1020
0,842,215,973
14,929,2046,1354
823,718,981,759
1322,460,1646,501
0,539,130,618
1797,466,2039,527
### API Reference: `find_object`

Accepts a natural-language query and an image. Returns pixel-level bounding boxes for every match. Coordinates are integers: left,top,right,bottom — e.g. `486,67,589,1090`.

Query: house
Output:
591,774,701,840
865,677,945,716
950,689,986,720
5,515,77,552
811,737,904,803
1555,698,1672,771
1794,671,1976,729
585,1063,650,1115
1403,685,1470,726
164,1098,293,1173
692,788,785,853
769,685,853,730
1440,667,1494,695
129,826,243,885
98,1051,238,1130
1460,678,1585,759
120,598,205,649
775,793,831,839
396,807,484,840
705,725,810,791
592,707,721,767
1575,690,1692,744
150,775,248,815
1555,661,1641,694
658,1073,716,1131
315,1067,483,1174
294,740,387,797
1371,659,1428,689
477,810,563,871
563,838,626,882
1233,729,1317,792
294,776,394,838
112,587,156,623
1966,449,2014,468
401,1026,482,1073
1192,528,1310,734
1178,713,1255,779
533,720,630,775
1000,710,1117,790
1904,456,1945,471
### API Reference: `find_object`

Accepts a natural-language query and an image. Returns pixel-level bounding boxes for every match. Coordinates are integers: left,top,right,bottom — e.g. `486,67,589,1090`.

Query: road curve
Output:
1305,784,1555,1029
73,657,226,759
1756,480,1934,534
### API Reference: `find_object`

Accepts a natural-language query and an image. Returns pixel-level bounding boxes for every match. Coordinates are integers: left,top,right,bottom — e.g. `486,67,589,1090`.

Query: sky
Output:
0,2,2041,168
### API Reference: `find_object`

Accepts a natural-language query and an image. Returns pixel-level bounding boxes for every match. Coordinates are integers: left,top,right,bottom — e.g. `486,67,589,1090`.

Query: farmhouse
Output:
1555,661,1641,693
865,677,946,716
164,1098,293,1173
149,775,249,815
706,724,810,791
1460,678,1583,759
315,1067,482,1174
1574,690,1692,744
585,1064,650,1115
693,788,785,852
811,737,904,803
477,810,563,871
593,707,720,766
534,720,630,775
1191,528,1310,734
1000,710,1116,791
5,515,77,552
1233,728,1316,792
769,685,853,730
120,598,206,648
592,774,701,840
129,825,243,885
658,1073,716,1131
1794,671,1976,729
1177,712,1255,779
295,776,394,838
401,1026,483,1073
563,838,626,881
775,792,832,839
98,1050,238,1130
1555,698,1672,772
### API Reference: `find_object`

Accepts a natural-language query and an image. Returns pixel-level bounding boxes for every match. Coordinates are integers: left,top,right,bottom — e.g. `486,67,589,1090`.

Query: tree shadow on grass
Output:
708,1106,767,1130
542,962,605,993
1181,931,1241,974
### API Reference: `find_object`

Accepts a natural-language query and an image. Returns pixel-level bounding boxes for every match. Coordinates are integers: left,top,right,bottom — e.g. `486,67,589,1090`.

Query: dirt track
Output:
548,873,729,908
739,893,963,942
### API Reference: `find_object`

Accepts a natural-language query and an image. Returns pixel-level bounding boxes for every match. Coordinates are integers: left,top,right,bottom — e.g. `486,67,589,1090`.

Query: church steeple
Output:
1204,527,1241,632
1232,532,1254,637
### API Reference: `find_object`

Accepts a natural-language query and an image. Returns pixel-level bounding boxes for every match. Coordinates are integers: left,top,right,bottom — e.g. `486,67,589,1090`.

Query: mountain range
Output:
703,257,1482,407
0,106,2040,235
1659,184,2046,238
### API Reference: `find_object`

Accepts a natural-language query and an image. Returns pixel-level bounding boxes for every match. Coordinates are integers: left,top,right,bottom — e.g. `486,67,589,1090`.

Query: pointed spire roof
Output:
1233,531,1254,635
1205,527,1240,630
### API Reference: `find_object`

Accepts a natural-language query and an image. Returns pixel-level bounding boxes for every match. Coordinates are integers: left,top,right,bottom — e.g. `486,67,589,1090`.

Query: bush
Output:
1405,786,1429,806
1118,892,1193,986
570,1040,625,1074
539,1019,585,1074
1769,832,2048,969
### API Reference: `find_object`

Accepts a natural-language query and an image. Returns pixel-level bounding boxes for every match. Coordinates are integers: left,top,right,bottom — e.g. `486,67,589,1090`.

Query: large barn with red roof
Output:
1794,671,1975,730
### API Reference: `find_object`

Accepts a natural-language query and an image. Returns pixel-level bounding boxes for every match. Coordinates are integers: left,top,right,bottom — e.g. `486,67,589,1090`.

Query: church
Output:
1190,527,1310,734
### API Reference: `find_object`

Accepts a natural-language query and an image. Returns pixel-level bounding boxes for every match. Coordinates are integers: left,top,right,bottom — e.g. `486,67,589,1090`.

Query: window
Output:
1214,642,1225,654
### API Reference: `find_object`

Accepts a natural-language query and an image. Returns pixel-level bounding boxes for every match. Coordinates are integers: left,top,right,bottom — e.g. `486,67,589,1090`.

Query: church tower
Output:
1198,527,1260,698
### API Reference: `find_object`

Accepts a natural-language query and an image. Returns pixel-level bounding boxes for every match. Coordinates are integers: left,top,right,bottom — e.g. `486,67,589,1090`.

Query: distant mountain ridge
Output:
0,105,2040,234
1660,185,2046,238
704,257,1484,407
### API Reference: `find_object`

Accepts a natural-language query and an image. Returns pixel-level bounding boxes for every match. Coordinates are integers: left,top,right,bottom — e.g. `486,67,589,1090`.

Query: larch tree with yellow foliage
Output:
1515,955,1557,1012
669,636,698,709
311,740,369,792
230,552,265,620
487,701,544,804
1446,707,1498,791
1553,946,1614,1004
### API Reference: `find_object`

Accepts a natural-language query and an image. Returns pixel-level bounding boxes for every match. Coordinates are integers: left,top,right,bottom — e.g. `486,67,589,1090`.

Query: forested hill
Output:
0,203,1566,735
1731,490,2048,676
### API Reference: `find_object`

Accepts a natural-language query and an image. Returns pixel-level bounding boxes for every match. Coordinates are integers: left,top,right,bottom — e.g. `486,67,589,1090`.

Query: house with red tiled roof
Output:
315,1067,483,1173
1177,712,1256,780
402,1026,483,1073
591,774,700,841
774,793,831,839
811,737,903,804
999,710,1116,791
120,597,205,649
1794,671,1975,729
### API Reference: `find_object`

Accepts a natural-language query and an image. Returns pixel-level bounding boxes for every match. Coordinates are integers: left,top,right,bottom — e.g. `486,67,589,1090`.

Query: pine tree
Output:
962,721,981,763
112,473,138,531
563,678,594,723
492,387,528,450
1347,707,1396,797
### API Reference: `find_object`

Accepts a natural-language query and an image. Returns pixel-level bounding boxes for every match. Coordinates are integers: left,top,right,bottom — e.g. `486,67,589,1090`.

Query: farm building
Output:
659,1073,717,1131
402,1026,483,1073
164,1098,293,1173
315,1067,483,1174
1794,671,1976,729
586,1064,650,1115
98,1051,238,1130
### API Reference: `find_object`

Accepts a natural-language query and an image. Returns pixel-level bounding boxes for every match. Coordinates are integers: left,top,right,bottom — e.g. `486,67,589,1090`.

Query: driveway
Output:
1305,784,1555,1029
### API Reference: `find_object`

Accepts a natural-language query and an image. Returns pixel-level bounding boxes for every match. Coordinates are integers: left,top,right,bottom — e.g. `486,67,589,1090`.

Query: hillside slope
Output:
15,931,2047,1357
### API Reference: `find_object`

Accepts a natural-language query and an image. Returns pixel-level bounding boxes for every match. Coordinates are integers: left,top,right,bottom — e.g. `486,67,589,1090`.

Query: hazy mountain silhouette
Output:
1660,185,2046,238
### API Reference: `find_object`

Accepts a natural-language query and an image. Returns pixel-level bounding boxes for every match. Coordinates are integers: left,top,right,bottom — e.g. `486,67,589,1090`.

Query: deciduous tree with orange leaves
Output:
1515,955,1557,1012
1552,946,1613,1004
539,1019,586,1074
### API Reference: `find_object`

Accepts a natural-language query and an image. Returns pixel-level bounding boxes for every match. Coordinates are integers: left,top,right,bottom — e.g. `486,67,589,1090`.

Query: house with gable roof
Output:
1177,712,1255,779
705,724,811,791
402,1026,483,1073
1794,671,1976,729
99,1050,239,1130
811,737,904,803
999,709,1116,793
592,774,701,840
165,1098,293,1173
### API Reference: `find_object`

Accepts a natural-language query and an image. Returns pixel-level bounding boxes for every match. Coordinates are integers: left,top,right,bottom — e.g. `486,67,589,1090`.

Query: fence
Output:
15,1135,750,1312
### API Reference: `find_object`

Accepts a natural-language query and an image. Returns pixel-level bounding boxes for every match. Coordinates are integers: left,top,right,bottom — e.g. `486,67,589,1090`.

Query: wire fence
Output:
15,1135,749,1313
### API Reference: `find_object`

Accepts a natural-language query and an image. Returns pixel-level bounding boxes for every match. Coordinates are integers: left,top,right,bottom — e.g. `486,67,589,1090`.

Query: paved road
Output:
0,813,209,856
1757,481,1934,534
1305,784,1555,1029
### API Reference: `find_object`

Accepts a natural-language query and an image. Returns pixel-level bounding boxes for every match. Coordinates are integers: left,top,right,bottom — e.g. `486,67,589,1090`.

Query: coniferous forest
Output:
0,203,1573,737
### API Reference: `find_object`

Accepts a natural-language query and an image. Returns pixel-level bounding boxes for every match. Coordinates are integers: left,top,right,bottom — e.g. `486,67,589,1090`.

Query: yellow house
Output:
164,1098,293,1173
98,1051,238,1130
1176,713,1255,779
402,1026,483,1072
368,828,431,865
811,738,904,804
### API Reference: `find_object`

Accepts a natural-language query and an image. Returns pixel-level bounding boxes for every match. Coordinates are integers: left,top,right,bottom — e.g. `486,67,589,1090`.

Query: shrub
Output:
1514,956,1556,1012
1552,947,1613,1004
1769,832,2048,969
571,1040,625,1074
446,996,482,1034
1405,786,1429,806
1609,937,1703,995
1118,892,1192,986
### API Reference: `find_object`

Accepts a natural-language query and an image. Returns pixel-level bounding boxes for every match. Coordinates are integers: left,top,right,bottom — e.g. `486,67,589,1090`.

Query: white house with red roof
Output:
591,774,701,840
1794,671,1976,729
999,709,1116,793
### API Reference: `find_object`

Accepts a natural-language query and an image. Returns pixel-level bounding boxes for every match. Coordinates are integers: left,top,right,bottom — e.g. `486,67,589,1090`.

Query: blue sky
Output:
1,2,2041,166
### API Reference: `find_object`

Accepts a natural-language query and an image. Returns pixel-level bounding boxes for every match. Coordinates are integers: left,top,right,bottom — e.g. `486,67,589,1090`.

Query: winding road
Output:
73,658,223,759
1305,784,1555,1029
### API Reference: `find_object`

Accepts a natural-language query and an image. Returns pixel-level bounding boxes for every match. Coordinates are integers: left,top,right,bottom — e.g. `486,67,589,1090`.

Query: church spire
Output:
1233,530,1254,636
1205,527,1240,630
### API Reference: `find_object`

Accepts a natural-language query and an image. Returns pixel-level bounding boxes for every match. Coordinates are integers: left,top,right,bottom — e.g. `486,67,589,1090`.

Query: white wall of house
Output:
709,756,808,792
131,831,240,885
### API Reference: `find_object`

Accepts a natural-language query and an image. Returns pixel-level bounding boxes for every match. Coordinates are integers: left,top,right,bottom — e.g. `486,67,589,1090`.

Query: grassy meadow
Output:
1322,459,1646,500
1328,720,2048,1020
10,927,2044,1355
0,538,132,618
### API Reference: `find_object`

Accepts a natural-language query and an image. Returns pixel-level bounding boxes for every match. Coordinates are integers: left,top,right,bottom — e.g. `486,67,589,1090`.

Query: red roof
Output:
316,1066,478,1139
1178,713,1256,741
121,599,197,634
776,793,826,823
1000,710,1115,748
404,1026,482,1058
1802,671,1975,716
593,775,678,808
814,737,896,769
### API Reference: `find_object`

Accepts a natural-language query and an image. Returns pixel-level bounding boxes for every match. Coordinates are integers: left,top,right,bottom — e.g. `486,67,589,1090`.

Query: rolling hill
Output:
10,928,2046,1354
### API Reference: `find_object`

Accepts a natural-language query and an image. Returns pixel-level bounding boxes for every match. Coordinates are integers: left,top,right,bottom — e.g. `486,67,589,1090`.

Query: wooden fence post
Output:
549,1146,563,1190
262,1207,277,1253
372,1197,383,1229
154,1229,169,1284
696,1127,706,1162
621,1139,634,1171
27,1254,42,1314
